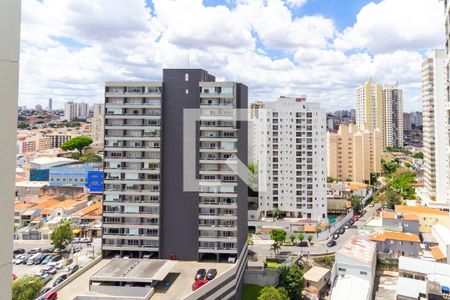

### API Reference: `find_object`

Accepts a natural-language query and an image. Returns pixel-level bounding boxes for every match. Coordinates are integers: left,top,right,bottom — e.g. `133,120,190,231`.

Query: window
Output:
360,271,367,276
185,73,189,81
185,89,189,94
338,267,346,272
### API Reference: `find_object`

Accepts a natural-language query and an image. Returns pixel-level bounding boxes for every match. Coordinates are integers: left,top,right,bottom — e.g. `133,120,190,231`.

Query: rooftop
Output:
396,276,427,299
432,224,450,245
431,246,446,261
336,235,376,266
369,230,420,242
304,266,330,283
330,275,370,300
399,257,450,287
29,157,77,166
395,205,449,216
347,183,368,191
15,181,49,188
382,211,418,221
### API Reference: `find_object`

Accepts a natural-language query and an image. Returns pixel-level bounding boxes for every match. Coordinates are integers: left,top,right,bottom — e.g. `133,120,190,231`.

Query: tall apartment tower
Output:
48,98,53,110
257,97,327,220
0,0,21,298
64,101,77,121
420,50,449,209
328,124,382,183
102,69,248,267
92,103,104,117
249,101,265,164
383,84,404,148
355,79,383,134
77,102,89,119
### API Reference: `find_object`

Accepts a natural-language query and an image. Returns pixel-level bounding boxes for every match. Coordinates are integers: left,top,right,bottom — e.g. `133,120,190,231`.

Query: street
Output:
250,202,379,256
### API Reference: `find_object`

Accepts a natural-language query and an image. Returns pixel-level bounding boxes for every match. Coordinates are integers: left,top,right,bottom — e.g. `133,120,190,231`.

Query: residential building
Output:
328,124,382,183
1,1,21,296
15,181,48,197
410,111,423,127
395,205,450,232
64,101,89,121
420,50,449,210
90,115,105,145
397,256,450,299
257,96,327,220
303,266,331,300
369,230,420,258
403,112,412,132
92,103,104,117
330,235,377,300
44,132,76,148
382,83,404,148
355,79,383,135
431,224,450,263
103,69,248,299
17,138,36,155
381,211,420,234
249,100,265,164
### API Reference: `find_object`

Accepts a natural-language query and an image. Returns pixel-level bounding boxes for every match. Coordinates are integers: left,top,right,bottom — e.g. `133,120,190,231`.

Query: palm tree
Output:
271,242,281,255
298,233,304,243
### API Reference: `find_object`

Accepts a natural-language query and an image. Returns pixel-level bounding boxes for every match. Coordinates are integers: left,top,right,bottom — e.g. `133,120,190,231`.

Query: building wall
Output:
381,218,420,234
328,124,382,183
421,50,449,208
375,240,420,258
257,97,327,220
0,0,21,298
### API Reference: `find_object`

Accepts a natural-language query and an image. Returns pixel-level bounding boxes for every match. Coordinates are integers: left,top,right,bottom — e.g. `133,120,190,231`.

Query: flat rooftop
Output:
91,259,176,283
336,235,376,267
304,266,330,283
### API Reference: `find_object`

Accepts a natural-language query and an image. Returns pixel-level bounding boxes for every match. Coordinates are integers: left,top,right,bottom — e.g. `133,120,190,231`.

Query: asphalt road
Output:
250,203,379,256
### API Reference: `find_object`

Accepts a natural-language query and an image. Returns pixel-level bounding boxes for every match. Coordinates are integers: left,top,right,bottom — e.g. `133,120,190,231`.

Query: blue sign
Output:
30,169,50,181
87,171,104,193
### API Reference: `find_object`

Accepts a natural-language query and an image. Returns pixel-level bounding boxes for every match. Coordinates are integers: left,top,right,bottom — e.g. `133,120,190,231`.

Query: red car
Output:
376,207,382,213
352,215,359,222
39,291,57,300
192,279,208,291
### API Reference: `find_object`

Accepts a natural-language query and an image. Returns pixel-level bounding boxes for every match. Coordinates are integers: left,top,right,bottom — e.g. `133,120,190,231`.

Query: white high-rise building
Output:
249,101,265,164
64,101,90,120
419,49,449,209
383,84,404,148
92,103,104,117
257,96,327,220
77,102,89,119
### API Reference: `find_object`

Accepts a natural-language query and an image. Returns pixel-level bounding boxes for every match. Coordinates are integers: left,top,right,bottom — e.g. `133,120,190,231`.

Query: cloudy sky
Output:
19,0,445,111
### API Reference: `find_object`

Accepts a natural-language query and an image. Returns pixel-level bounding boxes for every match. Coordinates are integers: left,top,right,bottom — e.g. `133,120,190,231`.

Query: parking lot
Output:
12,238,101,289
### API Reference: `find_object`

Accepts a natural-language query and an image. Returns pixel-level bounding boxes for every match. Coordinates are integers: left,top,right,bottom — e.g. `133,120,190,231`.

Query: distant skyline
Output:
19,0,444,112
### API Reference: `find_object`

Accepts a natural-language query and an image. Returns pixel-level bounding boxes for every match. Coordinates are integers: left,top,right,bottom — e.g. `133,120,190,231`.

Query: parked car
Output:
39,291,57,300
369,203,375,207
351,215,359,222
194,269,206,281
297,241,308,247
48,267,57,275
13,248,25,255
192,279,208,291
228,255,236,263
206,269,217,280
348,220,355,225
14,256,26,265
42,248,54,254
53,274,67,287
327,240,337,247
344,223,351,229
376,207,382,213
73,237,80,243
80,237,92,243
42,265,54,273
67,264,79,275
332,233,340,240
27,248,42,254
37,255,48,265
39,287,52,296
142,254,153,259
33,254,45,264
41,274,53,285
337,228,345,234
48,262,64,270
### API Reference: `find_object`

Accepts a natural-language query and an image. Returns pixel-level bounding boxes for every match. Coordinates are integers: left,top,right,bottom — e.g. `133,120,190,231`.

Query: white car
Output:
228,256,236,263
80,237,92,243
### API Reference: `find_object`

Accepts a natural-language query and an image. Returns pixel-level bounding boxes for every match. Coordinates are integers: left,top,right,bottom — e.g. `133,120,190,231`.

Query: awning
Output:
72,229,81,235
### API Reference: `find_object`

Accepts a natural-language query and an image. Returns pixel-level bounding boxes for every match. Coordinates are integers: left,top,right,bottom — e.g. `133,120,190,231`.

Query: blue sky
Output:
19,0,444,112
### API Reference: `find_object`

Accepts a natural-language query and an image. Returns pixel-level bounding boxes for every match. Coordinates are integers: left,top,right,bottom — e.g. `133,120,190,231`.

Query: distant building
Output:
49,163,103,189
303,266,331,300
328,124,382,183
35,104,43,111
383,84,404,148
431,224,450,263
48,98,52,110
256,96,327,220
249,101,265,164
64,101,89,121
92,103,104,117
44,132,76,148
395,205,450,232
403,112,412,132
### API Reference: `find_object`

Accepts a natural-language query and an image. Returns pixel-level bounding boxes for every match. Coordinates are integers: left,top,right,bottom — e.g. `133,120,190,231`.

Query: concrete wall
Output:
382,218,420,234
244,268,279,286
376,240,420,258
0,0,21,299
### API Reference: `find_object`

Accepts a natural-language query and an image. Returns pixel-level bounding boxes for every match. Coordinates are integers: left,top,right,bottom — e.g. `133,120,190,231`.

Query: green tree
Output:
382,161,399,175
271,242,281,255
298,233,304,243
376,189,402,209
61,136,93,155
248,233,254,246
270,229,287,245
324,255,334,268
289,234,296,244
12,275,44,300
79,152,102,163
351,195,363,214
258,286,289,300
50,220,72,250
327,176,337,183
412,152,424,159
308,235,313,243
17,121,30,129
280,265,304,300
272,208,282,220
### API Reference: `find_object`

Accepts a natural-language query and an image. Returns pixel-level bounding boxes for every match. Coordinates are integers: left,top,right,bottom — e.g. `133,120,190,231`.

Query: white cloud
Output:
284,0,308,7
334,0,444,53
18,0,439,112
